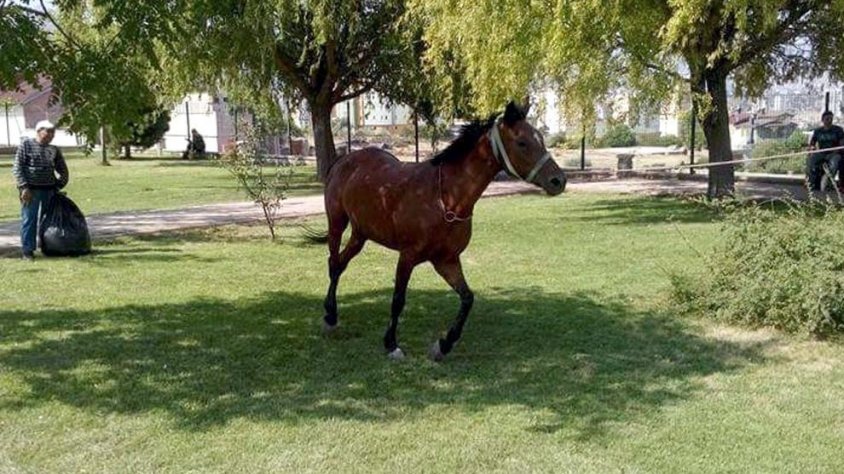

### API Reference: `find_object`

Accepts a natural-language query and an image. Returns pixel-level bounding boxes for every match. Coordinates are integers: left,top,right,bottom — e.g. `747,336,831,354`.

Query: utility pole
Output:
689,102,696,175
185,101,191,140
749,114,756,145
346,100,352,153
286,99,293,153
233,108,239,141
4,103,10,146
414,112,420,163
579,123,586,171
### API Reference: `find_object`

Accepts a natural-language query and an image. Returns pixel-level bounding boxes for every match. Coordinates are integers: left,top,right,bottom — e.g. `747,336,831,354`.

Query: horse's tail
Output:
299,223,329,244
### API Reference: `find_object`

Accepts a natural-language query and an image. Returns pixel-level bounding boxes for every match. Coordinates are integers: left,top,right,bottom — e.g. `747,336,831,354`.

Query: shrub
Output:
119,107,170,158
671,201,844,337
784,129,809,151
745,135,807,174
563,157,592,168
679,110,707,150
546,132,566,148
420,122,451,152
597,123,637,148
636,132,682,147
563,134,586,149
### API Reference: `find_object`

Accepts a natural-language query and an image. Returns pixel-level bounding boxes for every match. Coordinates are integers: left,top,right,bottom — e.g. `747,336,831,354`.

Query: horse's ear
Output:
503,100,524,125
521,95,531,115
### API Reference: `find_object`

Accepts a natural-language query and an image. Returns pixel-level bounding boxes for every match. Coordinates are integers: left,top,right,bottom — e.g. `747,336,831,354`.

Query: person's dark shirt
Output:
810,125,844,154
192,133,206,153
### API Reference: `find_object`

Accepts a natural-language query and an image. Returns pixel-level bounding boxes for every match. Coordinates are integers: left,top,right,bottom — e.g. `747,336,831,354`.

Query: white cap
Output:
35,120,55,131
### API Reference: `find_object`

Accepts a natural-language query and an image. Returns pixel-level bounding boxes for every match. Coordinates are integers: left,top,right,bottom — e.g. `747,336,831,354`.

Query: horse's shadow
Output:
0,288,770,439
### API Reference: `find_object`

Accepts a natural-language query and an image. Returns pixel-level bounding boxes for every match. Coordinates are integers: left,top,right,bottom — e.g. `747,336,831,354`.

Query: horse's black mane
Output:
429,114,498,165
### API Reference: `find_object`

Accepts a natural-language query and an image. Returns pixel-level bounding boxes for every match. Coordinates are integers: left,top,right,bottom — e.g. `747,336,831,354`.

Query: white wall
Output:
538,89,564,135
47,130,81,147
659,115,680,137
730,126,750,146
361,92,411,126
163,94,222,153
0,105,82,148
0,106,27,146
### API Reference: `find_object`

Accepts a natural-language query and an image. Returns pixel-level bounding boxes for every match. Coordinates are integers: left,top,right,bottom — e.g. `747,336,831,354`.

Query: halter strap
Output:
487,116,553,184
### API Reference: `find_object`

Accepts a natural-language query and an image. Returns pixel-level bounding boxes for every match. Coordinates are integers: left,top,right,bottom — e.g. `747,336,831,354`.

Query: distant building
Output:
0,77,83,148
730,112,798,145
336,92,413,130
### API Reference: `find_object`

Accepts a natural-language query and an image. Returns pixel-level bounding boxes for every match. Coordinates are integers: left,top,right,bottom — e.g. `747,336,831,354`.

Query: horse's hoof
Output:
387,348,405,360
322,319,339,335
428,341,445,362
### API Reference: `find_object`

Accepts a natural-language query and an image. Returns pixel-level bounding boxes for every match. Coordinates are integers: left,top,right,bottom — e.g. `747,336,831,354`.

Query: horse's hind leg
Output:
429,257,474,361
323,216,366,331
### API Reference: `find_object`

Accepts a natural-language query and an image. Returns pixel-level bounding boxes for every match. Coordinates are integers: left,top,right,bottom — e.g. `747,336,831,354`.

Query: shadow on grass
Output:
152,160,223,167
0,246,222,263
86,247,227,264
0,287,770,440
566,196,719,226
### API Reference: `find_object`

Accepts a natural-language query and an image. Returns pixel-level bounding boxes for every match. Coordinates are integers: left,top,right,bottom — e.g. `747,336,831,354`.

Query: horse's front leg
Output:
384,253,418,359
429,257,474,362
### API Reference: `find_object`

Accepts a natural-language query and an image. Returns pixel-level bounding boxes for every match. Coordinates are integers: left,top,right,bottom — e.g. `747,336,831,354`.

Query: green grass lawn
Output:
1,193,843,473
0,155,322,222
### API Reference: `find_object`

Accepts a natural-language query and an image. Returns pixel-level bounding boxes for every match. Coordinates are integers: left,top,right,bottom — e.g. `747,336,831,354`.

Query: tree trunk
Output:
123,144,131,159
698,70,735,198
311,99,337,182
100,127,110,166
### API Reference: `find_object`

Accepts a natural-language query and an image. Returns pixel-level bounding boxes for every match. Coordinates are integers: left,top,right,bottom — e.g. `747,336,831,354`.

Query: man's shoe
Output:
21,252,34,261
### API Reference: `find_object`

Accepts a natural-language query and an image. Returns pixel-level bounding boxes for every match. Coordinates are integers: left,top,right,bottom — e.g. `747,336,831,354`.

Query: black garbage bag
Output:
39,193,92,256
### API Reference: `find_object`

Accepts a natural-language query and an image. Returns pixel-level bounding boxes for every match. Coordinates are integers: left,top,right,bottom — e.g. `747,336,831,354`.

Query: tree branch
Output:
11,5,46,17
642,61,690,84
273,42,310,95
37,0,83,50
732,1,814,70
336,82,375,103
335,46,382,98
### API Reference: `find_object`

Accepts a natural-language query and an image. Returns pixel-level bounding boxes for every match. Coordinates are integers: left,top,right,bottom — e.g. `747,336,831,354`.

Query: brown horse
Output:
322,100,566,360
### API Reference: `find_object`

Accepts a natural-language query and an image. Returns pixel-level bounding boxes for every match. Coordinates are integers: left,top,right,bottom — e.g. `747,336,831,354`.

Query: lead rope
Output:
438,164,472,223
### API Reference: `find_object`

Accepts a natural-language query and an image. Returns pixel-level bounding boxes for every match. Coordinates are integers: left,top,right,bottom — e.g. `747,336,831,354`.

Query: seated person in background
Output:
807,111,844,191
182,129,206,159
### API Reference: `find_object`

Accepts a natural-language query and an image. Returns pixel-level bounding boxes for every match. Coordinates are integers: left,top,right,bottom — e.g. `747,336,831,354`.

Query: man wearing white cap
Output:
11,120,69,260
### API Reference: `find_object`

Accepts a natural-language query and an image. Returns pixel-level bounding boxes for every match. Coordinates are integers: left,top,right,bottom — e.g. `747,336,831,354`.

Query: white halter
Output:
487,116,553,184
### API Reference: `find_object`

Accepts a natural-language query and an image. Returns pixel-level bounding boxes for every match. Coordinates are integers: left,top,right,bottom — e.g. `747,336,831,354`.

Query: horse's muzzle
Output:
543,174,567,195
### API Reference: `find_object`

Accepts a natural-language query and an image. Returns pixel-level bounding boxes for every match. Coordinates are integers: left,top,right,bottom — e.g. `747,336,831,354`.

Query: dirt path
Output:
0,176,823,255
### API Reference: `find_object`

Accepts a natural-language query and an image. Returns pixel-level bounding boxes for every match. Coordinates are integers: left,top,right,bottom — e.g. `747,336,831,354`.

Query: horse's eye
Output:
517,140,528,149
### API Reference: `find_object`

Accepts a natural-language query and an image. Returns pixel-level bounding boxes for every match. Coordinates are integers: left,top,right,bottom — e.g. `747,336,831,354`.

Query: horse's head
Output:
488,100,567,195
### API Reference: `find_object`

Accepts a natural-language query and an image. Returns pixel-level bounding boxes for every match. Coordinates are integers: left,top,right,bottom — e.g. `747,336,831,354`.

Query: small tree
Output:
599,123,637,148
120,108,170,159
219,129,292,240
679,110,707,152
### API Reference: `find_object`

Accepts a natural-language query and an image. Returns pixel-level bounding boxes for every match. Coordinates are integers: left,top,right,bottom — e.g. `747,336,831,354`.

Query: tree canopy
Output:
415,0,844,197
3,1,429,179
171,0,419,179
7,0,844,193
0,0,172,149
